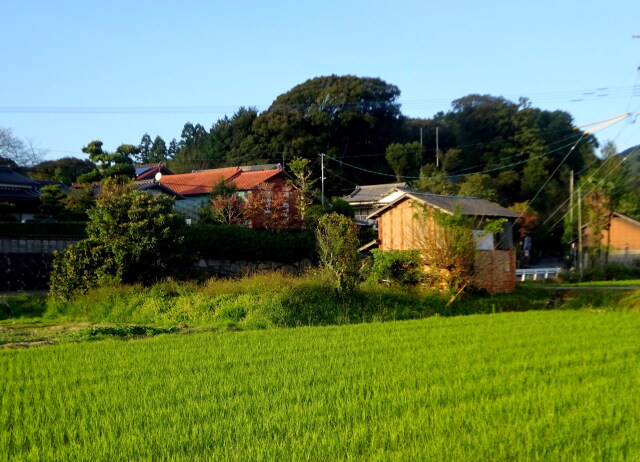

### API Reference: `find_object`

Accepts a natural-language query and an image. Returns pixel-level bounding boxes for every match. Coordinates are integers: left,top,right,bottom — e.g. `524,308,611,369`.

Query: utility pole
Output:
577,187,583,277
320,153,325,206
419,127,423,167
569,170,574,266
436,127,440,168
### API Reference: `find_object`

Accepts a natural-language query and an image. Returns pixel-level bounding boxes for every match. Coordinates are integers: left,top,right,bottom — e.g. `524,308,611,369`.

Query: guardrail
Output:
516,267,562,282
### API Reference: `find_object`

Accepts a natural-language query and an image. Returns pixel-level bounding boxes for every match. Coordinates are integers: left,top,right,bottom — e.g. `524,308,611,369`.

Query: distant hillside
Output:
619,144,640,159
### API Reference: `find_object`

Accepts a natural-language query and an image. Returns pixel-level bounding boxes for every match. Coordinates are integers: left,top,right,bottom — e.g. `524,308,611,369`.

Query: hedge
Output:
187,224,316,263
0,222,87,237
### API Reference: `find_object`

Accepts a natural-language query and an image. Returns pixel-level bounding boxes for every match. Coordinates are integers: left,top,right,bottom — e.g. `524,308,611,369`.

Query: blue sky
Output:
1,0,639,161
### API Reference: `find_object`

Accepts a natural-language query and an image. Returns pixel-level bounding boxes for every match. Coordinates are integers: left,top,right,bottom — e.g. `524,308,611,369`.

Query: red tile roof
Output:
230,169,284,191
158,168,241,196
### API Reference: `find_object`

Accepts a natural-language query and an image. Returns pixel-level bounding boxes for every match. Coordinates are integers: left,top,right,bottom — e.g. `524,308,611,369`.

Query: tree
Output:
28,157,95,184
330,198,355,218
253,75,403,185
287,156,318,224
149,136,168,163
76,141,136,183
385,142,422,180
316,213,360,293
138,133,153,164
62,184,95,221
508,201,538,238
0,127,44,167
201,179,245,225
414,206,476,295
243,183,302,230
413,164,457,195
457,173,498,202
50,183,190,299
38,184,66,219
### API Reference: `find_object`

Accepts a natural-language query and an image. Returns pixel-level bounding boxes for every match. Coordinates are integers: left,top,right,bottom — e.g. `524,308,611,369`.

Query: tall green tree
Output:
385,142,422,181
77,141,136,183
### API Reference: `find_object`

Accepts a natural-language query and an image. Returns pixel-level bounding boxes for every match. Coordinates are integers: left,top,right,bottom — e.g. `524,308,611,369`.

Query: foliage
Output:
385,141,422,180
0,202,17,222
287,156,318,225
200,179,244,225
508,201,538,238
50,185,190,300
330,198,354,218
244,183,302,230
62,184,95,220
187,223,316,263
304,204,331,229
38,184,66,219
28,157,96,185
457,173,498,201
316,213,360,293
367,249,423,285
414,205,477,294
413,164,457,195
77,141,136,183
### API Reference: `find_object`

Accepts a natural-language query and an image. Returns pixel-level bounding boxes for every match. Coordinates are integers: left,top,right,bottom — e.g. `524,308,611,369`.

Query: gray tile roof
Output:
343,182,408,203
0,166,39,186
368,190,519,219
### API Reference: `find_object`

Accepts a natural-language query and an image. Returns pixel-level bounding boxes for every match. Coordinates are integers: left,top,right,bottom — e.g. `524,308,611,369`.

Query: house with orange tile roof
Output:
137,165,289,222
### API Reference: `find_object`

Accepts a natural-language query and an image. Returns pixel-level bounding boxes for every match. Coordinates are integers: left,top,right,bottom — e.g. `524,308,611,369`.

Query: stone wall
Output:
193,258,314,276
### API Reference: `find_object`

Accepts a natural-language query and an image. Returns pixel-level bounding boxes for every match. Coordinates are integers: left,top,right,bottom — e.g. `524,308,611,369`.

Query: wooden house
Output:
586,212,640,265
368,191,519,293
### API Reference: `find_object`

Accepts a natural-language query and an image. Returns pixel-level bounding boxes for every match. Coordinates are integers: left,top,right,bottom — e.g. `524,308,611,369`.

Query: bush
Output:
50,186,191,300
316,214,360,293
187,223,316,263
367,249,423,285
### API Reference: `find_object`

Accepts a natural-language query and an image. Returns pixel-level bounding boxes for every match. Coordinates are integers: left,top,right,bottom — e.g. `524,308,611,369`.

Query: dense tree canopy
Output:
116,75,614,249
28,157,95,185
77,141,136,183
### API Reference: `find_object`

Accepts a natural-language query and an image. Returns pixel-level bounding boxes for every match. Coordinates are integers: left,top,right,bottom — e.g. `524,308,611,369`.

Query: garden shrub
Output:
50,186,191,300
368,249,423,285
316,214,360,293
187,224,316,263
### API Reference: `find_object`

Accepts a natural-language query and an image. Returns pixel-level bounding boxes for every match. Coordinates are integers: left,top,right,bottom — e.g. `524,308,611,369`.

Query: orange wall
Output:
601,216,640,250
376,198,515,293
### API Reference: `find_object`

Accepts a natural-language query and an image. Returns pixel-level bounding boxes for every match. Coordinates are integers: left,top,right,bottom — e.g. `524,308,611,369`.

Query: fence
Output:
515,267,562,282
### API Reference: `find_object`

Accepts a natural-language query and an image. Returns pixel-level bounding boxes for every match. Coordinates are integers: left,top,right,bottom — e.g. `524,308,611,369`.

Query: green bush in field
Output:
316,214,361,294
367,249,423,285
50,183,191,300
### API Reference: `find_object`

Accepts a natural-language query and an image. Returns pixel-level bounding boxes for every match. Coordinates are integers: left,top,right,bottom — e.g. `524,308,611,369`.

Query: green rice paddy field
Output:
2,310,640,461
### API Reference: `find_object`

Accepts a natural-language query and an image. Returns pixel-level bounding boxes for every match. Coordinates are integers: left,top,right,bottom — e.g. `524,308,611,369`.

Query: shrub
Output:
368,249,423,285
331,198,355,218
187,223,316,263
316,213,360,293
50,186,191,300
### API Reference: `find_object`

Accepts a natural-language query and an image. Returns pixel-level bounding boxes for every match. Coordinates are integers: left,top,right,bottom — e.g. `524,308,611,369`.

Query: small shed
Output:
368,191,519,293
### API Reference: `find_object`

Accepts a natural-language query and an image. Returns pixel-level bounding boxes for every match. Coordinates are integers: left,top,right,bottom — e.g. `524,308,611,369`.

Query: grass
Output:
1,310,640,460
559,279,640,287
